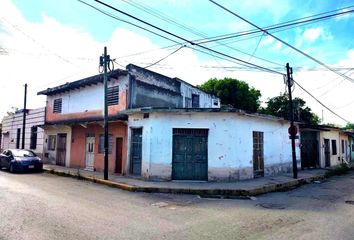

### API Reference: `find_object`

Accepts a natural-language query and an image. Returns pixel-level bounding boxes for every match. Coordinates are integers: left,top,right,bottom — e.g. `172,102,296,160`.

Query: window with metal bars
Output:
173,128,208,136
53,98,62,113
107,85,119,106
98,134,113,154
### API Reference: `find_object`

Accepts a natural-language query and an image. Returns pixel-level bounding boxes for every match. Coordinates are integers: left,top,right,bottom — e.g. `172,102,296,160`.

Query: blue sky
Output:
1,0,354,125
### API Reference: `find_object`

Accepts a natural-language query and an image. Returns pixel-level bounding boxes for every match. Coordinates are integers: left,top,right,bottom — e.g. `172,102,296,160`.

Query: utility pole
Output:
21,83,27,149
100,47,110,180
286,63,298,179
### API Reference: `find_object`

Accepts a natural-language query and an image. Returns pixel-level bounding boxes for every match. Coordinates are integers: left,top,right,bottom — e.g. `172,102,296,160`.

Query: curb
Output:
43,167,328,196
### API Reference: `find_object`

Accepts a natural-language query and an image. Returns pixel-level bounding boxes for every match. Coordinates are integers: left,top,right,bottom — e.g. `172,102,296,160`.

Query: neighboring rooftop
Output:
37,69,128,96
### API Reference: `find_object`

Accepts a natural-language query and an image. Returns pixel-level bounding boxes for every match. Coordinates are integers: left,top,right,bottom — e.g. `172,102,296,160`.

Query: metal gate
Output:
253,131,264,178
130,128,142,175
300,131,319,169
56,133,67,166
172,128,208,181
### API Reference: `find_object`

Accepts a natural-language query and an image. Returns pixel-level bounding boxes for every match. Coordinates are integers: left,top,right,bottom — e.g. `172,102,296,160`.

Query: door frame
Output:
115,137,123,174
324,138,331,167
56,133,67,166
130,128,143,176
253,131,264,178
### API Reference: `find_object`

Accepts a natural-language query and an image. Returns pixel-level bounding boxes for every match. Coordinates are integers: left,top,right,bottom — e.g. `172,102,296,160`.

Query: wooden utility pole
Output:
100,47,110,180
286,63,298,179
21,83,27,149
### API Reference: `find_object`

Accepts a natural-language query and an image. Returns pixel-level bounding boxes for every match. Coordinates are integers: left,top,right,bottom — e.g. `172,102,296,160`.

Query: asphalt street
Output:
0,170,353,240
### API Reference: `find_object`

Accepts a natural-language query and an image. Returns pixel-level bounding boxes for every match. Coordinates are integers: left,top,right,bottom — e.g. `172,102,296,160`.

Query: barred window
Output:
48,135,56,151
98,134,113,154
107,85,119,106
53,98,62,113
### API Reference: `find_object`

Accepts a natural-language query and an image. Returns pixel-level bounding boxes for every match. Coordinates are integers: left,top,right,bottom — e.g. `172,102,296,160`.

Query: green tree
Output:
344,122,354,129
260,93,320,124
198,77,261,112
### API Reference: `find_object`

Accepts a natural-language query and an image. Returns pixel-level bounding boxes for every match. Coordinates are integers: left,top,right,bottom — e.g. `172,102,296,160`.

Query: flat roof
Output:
121,107,289,122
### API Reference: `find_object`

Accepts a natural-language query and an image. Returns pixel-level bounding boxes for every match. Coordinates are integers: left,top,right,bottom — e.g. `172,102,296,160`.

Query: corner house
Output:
124,108,300,181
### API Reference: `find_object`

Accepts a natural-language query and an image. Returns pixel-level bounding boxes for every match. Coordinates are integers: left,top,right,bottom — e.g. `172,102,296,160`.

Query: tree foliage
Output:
260,93,320,124
198,77,261,112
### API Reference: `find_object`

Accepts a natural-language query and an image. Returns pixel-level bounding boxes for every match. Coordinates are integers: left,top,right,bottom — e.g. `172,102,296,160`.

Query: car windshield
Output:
11,150,37,157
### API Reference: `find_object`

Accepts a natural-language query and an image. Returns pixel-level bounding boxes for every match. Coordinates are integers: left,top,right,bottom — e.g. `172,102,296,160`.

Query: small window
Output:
213,99,219,106
107,85,119,106
98,134,113,154
30,126,38,150
192,94,200,108
48,135,56,151
331,140,337,155
53,98,62,113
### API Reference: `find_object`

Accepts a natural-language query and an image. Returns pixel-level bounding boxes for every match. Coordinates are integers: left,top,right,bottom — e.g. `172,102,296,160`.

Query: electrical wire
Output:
293,79,350,123
93,0,284,75
144,45,184,69
248,33,264,62
198,6,354,44
208,0,354,84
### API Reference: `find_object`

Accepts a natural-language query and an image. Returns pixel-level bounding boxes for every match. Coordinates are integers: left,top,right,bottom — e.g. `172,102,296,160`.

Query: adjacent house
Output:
300,124,351,169
37,64,220,174
1,108,45,158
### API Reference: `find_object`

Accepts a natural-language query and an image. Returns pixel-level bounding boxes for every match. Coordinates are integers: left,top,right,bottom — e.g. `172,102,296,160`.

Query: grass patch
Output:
325,164,350,178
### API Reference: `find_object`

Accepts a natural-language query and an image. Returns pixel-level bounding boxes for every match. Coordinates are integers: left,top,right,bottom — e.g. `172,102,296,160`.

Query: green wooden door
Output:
172,129,208,181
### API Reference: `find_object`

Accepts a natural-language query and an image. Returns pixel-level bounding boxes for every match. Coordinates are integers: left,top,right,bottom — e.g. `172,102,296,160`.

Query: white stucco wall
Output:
43,125,72,167
47,76,128,114
128,111,299,181
1,108,45,157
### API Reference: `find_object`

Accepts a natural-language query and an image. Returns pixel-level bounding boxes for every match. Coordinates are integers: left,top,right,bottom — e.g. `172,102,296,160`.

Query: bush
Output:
325,164,350,178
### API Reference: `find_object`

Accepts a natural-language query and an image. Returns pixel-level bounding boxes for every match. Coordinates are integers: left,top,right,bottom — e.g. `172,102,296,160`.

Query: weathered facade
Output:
38,64,219,173
1,108,45,157
124,108,300,181
300,124,351,168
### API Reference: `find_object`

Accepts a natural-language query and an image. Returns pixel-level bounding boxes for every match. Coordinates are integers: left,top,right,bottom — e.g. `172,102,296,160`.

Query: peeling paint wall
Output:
128,65,220,109
128,112,299,181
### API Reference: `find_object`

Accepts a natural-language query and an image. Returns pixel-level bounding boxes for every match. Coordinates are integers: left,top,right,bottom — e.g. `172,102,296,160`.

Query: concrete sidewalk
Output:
43,164,331,196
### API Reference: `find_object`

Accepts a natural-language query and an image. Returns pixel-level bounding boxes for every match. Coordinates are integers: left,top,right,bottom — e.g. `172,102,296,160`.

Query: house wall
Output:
320,130,341,167
1,108,45,157
180,82,220,108
128,112,299,181
128,64,220,109
46,76,129,123
43,125,72,166
70,122,127,173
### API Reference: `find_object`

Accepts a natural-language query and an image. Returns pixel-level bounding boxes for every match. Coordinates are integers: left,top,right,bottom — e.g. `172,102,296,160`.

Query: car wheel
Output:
9,164,15,173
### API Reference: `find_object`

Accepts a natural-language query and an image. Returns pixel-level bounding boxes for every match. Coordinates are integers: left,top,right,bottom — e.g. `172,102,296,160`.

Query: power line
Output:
198,6,354,45
144,45,185,68
117,0,283,67
208,0,354,84
93,0,284,75
293,79,350,123
77,0,182,45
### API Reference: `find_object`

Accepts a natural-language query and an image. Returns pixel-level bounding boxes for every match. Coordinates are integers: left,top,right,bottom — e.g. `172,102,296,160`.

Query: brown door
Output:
253,131,264,178
56,133,67,166
115,138,123,174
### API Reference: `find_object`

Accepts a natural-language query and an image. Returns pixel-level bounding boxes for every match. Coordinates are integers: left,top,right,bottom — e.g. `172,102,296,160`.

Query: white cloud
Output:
303,28,323,42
